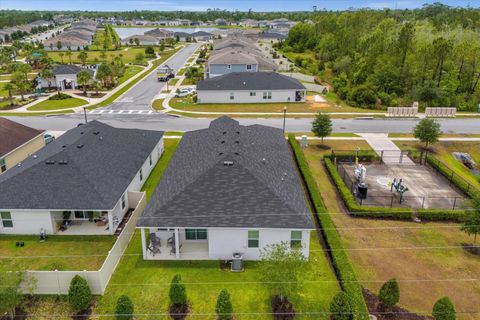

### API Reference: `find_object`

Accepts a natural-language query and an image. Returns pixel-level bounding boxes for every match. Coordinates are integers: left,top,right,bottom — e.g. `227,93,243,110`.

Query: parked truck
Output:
157,65,175,82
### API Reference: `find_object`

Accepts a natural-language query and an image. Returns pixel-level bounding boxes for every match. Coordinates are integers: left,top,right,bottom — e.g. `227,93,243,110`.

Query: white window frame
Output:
149,154,153,166
1,211,13,228
229,92,234,100
263,91,272,100
290,231,302,249
246,64,252,70
0,158,6,172
250,91,256,97
227,64,231,69
139,168,143,181
121,194,126,209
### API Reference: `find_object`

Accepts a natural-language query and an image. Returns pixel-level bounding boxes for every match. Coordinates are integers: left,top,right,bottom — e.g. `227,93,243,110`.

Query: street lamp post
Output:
283,106,287,133
83,107,88,124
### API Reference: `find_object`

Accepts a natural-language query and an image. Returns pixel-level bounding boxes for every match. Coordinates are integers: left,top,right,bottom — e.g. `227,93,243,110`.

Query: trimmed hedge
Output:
325,155,468,222
288,134,369,320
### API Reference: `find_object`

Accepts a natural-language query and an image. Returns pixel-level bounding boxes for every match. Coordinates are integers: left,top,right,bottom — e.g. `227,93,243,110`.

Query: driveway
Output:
102,43,200,111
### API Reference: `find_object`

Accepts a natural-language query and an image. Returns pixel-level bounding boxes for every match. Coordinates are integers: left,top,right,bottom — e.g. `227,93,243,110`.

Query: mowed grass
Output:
28,96,88,111
395,140,480,191
170,97,381,114
0,235,116,271
47,47,148,65
118,65,144,85
302,140,480,318
94,231,339,320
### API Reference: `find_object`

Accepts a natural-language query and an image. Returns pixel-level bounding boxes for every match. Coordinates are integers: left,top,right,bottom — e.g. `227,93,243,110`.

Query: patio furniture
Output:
167,235,175,247
170,244,182,255
147,233,161,255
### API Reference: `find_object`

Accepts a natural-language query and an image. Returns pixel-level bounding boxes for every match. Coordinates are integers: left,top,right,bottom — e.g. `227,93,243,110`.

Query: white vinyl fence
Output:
22,191,147,295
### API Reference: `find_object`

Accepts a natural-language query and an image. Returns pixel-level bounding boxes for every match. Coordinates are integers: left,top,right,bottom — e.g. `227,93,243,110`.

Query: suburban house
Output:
137,117,313,261
197,72,306,103
205,36,277,78
144,28,175,41
0,121,164,236
191,31,214,41
174,31,191,42
0,118,45,174
43,20,96,50
37,64,96,91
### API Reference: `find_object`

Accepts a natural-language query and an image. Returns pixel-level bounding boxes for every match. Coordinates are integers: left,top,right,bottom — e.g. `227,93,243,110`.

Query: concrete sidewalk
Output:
358,133,415,165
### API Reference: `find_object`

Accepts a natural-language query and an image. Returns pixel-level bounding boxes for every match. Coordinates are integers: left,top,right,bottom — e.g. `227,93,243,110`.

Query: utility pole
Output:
83,107,88,124
283,106,287,133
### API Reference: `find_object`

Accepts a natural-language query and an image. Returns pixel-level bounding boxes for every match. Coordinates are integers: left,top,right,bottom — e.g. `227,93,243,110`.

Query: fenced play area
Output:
329,150,469,210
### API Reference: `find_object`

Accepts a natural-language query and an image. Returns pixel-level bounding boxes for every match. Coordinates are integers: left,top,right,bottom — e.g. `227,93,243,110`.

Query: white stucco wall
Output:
197,90,305,104
208,228,310,260
0,211,55,235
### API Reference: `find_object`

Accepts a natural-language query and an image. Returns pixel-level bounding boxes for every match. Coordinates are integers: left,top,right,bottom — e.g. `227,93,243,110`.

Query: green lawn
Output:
28,96,88,111
0,235,116,271
95,231,339,320
118,65,144,85
47,47,148,65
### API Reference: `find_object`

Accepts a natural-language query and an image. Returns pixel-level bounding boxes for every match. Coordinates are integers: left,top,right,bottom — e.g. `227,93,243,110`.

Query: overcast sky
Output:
1,0,477,12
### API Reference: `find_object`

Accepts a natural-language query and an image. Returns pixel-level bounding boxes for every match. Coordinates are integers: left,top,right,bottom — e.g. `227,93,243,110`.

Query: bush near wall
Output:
288,135,370,320
324,155,468,222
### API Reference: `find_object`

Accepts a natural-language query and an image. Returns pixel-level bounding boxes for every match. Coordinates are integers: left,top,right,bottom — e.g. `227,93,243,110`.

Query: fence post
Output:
453,197,457,210
422,197,425,209
390,195,394,208
380,150,384,164
360,197,363,206
400,151,404,164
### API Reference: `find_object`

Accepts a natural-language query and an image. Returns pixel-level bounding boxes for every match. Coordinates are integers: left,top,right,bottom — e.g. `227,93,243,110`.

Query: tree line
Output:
277,3,480,111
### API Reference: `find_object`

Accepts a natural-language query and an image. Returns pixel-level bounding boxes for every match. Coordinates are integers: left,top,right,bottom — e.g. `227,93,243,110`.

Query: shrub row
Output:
288,135,370,320
324,155,467,222
426,155,479,198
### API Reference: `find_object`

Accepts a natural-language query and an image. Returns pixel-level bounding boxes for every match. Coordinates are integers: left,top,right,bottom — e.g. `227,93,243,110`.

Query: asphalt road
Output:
7,114,480,134
103,43,200,110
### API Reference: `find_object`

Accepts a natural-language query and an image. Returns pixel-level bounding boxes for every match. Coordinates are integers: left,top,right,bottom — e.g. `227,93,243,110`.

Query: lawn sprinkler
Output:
391,178,409,203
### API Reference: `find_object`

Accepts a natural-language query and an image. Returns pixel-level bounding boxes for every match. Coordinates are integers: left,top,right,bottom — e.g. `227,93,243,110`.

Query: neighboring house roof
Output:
144,28,174,38
259,32,287,40
137,117,313,229
0,121,164,210
197,72,305,91
208,50,258,65
192,31,213,37
122,34,158,43
52,64,94,77
0,118,44,158
174,32,190,38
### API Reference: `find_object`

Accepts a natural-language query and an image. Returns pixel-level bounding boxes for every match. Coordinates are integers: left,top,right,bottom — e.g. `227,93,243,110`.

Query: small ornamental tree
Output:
68,275,92,312
432,297,456,320
215,289,233,320
169,274,187,306
312,112,332,145
115,295,134,320
378,278,400,308
461,197,480,244
0,272,25,320
145,46,155,56
413,118,441,149
329,291,353,320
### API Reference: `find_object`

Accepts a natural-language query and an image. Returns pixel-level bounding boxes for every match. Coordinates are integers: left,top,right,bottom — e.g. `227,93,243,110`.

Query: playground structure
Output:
390,178,409,203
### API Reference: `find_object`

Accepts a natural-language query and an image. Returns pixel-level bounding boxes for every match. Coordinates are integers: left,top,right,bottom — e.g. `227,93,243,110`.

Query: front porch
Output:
59,220,111,235
140,228,210,260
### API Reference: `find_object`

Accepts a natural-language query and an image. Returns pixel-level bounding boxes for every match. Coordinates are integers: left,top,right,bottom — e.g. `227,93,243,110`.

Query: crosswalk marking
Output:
88,109,157,115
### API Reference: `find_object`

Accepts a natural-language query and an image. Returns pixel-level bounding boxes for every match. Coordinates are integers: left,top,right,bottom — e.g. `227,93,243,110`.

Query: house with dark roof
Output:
191,31,214,41
197,72,306,104
37,64,96,91
0,121,164,236
137,117,313,260
0,118,45,174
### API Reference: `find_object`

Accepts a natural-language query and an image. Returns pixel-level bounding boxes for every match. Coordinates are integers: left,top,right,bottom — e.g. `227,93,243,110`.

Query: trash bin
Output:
357,184,368,199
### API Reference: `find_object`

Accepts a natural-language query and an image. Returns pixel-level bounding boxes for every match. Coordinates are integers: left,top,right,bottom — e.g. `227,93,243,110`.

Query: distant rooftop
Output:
0,118,44,158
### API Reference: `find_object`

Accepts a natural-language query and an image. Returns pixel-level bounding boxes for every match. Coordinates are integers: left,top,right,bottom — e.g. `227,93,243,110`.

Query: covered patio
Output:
140,228,210,260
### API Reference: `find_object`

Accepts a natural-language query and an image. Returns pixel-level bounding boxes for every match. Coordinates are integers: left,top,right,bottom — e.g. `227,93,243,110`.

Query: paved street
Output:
102,43,199,110
7,114,480,134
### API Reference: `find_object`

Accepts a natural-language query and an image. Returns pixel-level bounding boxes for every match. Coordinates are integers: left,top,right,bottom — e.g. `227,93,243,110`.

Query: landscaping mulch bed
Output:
75,92,106,98
272,295,295,320
169,304,189,320
362,288,432,320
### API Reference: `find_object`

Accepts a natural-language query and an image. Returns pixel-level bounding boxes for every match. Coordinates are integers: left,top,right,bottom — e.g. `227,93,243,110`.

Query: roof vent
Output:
58,160,68,165
235,140,240,144
262,158,266,163
62,145,67,148
45,160,55,165
99,136,103,141
93,131,100,135
77,144,84,149
221,140,225,144
243,81,246,85
218,152,224,156
234,152,240,156
33,155,37,159
80,131,84,135
223,160,234,166
223,131,227,135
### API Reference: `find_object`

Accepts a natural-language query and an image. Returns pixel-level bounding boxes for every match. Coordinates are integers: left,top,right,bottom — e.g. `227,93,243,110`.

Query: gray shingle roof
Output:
197,72,306,91
0,121,163,210
137,117,313,229
53,64,82,75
